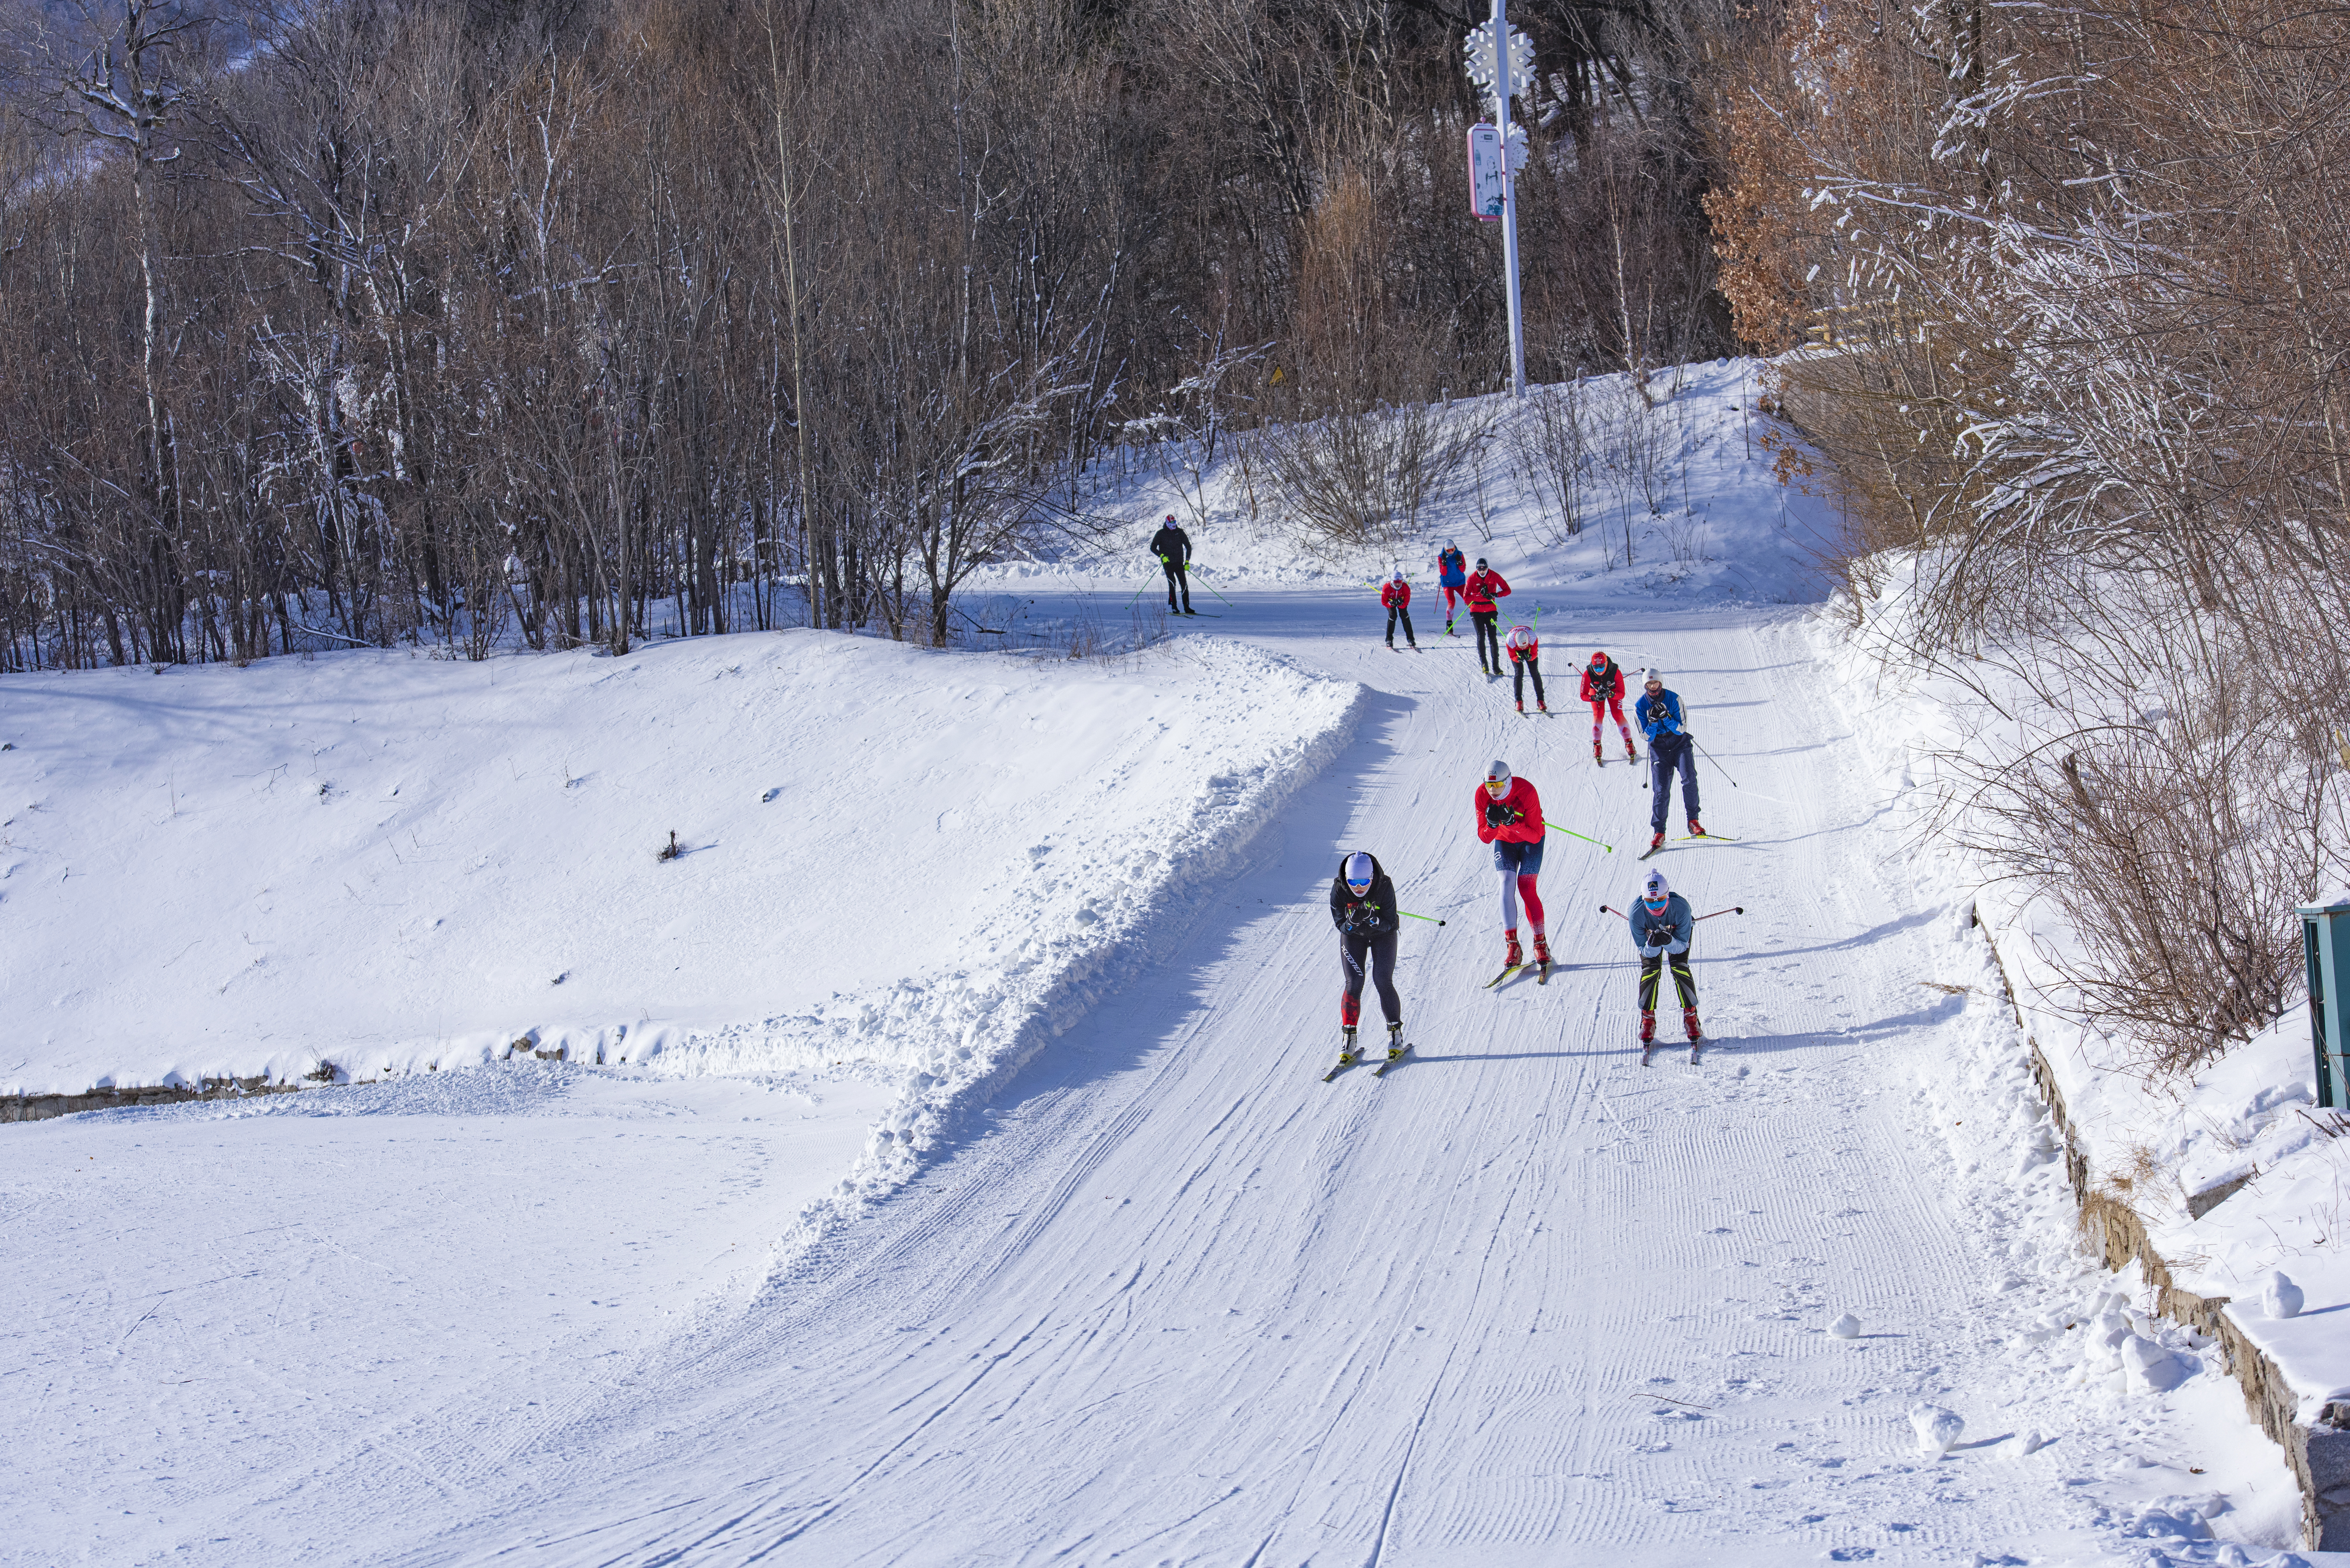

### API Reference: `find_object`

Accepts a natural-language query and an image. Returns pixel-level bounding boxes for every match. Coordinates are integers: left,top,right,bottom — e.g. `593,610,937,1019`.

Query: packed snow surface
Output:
2,361,2332,1566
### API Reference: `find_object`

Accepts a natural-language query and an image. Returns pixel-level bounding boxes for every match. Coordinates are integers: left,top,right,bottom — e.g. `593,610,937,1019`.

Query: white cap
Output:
1644,667,1664,685
1485,759,1511,786
1642,869,1670,899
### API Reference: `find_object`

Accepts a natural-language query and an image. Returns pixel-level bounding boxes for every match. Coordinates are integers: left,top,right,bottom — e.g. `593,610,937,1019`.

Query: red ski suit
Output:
1475,775,1547,934
1380,580,1410,610
1581,659,1634,743
1462,570,1511,614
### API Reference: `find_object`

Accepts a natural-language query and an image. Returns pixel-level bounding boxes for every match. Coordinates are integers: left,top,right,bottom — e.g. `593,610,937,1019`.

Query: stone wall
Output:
1987,924,2350,1550
1,1074,311,1124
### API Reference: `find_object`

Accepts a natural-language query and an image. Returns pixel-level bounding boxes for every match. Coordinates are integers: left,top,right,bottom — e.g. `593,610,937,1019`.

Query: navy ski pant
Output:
1649,733,1699,833
1162,560,1192,612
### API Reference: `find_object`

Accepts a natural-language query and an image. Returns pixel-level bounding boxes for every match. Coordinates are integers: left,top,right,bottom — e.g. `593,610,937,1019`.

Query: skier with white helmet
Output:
1503,623,1545,713
1474,759,1550,979
1636,667,1703,852
1379,569,1419,650
1628,867,1701,1046
1327,850,1408,1074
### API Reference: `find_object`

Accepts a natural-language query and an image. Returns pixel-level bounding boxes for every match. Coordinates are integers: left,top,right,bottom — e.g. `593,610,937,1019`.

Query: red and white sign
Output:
1467,124,1506,221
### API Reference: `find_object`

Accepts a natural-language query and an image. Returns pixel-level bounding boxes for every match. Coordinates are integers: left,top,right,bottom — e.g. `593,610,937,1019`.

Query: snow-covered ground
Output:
1,361,2332,1565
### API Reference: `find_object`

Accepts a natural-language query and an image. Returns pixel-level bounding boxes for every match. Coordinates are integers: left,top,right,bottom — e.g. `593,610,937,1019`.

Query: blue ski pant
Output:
1649,733,1699,833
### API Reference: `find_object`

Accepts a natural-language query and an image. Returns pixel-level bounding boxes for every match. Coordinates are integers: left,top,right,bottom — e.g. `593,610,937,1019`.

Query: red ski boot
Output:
1684,1007,1704,1042
1593,739,1603,762
1625,740,1640,762
1532,933,1552,968
1687,818,1707,838
1648,831,1665,853
1639,1010,1657,1044
1504,932,1524,970
1516,699,1524,712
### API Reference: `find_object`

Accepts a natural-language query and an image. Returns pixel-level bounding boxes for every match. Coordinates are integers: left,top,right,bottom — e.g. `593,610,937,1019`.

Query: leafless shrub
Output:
1506,381,1589,546
1251,402,1493,555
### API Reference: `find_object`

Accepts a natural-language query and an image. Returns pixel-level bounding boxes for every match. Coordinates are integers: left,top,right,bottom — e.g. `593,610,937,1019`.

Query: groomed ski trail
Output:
289,600,2101,1566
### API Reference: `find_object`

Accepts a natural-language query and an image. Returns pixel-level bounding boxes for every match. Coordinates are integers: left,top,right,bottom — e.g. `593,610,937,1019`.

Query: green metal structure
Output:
2301,899,2350,1109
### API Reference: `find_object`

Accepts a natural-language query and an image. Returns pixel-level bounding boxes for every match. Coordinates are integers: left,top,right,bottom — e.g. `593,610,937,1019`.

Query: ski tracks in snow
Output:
328,604,2123,1564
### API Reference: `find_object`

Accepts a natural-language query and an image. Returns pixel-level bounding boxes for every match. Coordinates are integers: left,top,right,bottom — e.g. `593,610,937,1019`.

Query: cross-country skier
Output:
1629,867,1701,1043
1149,514,1195,614
1474,759,1549,974
1329,851,1407,1068
1636,668,1704,852
1436,542,1469,634
1463,558,1512,675
1505,623,1545,712
1581,650,1638,764
1381,570,1419,649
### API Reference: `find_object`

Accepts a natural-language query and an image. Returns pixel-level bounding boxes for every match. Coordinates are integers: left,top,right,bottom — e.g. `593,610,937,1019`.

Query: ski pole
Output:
1544,818,1615,854
1694,738,1740,789
1398,909,1447,926
1189,563,1237,607
1696,906,1746,921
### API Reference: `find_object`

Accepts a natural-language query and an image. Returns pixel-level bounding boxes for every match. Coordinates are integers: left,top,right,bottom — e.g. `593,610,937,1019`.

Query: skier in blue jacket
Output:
1628,867,1701,1044
1635,668,1704,852
1435,543,1468,634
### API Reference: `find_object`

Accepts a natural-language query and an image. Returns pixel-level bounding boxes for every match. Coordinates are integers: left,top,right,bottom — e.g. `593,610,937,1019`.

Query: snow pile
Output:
1,631,1360,1217
970,358,1834,607
1815,550,2350,1468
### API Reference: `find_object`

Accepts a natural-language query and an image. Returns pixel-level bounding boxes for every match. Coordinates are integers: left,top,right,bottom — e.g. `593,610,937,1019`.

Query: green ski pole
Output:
1544,818,1615,854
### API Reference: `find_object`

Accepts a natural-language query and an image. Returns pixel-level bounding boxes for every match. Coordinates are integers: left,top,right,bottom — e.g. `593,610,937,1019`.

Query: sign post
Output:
1464,1,1531,397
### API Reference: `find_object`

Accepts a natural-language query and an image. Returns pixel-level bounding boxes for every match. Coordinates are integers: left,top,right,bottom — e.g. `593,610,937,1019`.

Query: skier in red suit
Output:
1474,758,1548,972
1379,570,1418,649
1581,649,1638,763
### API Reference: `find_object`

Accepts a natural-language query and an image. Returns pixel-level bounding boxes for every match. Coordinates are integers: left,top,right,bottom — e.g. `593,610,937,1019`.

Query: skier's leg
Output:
1590,702,1605,746
1670,952,1698,1008
1494,841,1522,931
1369,931,1401,1024
1649,747,1672,834
1400,606,1415,646
1513,660,1526,703
1178,566,1193,612
1611,697,1635,744
1529,663,1545,707
1677,740,1701,824
1385,605,1399,645
1163,562,1181,611
1517,875,1545,936
1638,953,1663,1011
1341,934,1369,1025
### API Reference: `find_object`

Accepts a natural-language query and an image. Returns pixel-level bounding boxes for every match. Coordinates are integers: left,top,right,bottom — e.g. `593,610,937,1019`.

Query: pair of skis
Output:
1643,1040,1703,1066
1483,957,1552,989
1638,833,1738,862
1322,1044,1413,1082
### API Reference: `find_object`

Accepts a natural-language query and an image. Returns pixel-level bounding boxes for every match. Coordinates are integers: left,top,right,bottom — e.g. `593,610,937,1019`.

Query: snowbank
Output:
0,632,1361,1205
966,358,1835,607
1815,550,2350,1541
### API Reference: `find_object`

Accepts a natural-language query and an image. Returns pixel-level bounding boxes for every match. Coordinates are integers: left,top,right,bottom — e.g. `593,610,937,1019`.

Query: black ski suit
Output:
1150,523,1193,612
1330,856,1403,1027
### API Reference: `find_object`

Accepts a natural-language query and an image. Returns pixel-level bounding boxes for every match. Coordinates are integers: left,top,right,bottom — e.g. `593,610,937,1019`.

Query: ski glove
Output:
1640,943,1663,958
1483,800,1520,828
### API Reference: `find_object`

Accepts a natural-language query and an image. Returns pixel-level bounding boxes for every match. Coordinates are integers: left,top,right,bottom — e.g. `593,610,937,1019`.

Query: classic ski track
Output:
294,605,2087,1566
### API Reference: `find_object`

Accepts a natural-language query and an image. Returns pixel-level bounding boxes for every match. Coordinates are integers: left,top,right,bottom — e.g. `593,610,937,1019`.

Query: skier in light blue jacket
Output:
1628,867,1701,1044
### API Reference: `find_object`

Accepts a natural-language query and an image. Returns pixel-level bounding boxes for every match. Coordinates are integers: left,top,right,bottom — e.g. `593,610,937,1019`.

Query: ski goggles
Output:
1345,878,1374,896
1642,896,1671,911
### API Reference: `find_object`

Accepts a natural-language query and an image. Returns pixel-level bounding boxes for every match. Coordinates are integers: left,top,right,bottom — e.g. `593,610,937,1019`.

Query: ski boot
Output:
1625,740,1639,762
1446,621,1456,636
1516,699,1525,713
1336,1025,1359,1067
1687,818,1706,838
1593,739,1603,762
1504,932,1524,970
1639,1010,1657,1044
1537,701,1548,714
1532,933,1552,967
1684,1007,1704,1042
1649,831,1666,853
1385,1021,1407,1063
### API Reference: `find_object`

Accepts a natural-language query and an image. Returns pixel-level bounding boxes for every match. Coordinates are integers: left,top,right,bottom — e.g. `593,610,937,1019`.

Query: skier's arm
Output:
1512,783,1544,842
1330,877,1354,931
1372,874,1401,933
1631,909,1663,957
1664,902,1693,954
1491,573,1512,598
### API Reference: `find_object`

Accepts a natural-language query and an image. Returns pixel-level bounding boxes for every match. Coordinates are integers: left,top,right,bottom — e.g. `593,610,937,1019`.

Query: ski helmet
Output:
1393,569,1406,582
1485,759,1512,793
1475,557,1489,570
1643,667,1664,687
1589,649,1608,666
1507,624,1534,648
1344,852,1376,893
1641,869,1671,904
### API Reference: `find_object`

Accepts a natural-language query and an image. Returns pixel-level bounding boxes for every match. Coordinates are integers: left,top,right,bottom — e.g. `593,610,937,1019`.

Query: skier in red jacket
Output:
1474,758,1549,973
1580,649,1638,763
1379,570,1418,649
1463,559,1512,675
